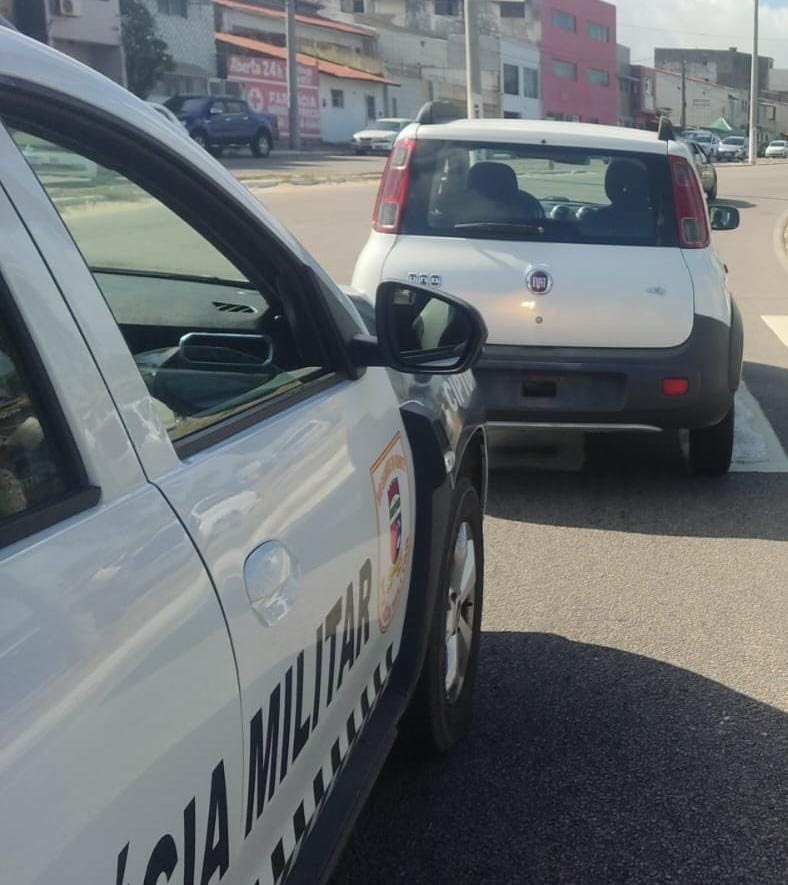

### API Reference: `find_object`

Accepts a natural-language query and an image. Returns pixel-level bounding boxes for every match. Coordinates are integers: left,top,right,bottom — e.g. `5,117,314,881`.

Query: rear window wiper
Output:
453,222,545,236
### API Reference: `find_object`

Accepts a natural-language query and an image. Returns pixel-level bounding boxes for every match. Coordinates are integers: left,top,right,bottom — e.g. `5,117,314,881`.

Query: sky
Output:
615,0,788,70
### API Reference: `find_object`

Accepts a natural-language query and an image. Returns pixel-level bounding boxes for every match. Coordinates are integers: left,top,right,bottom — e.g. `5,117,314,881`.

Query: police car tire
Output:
404,477,484,755
688,403,734,476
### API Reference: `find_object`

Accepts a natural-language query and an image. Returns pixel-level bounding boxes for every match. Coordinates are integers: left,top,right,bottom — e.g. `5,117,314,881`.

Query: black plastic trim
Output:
729,298,744,391
0,486,101,550
476,313,736,429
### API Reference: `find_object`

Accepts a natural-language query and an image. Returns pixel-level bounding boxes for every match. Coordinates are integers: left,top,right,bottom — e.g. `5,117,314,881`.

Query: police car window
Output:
10,129,328,446
0,311,69,522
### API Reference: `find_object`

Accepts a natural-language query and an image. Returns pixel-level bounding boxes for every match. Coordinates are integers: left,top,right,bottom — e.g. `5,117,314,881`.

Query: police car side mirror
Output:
367,281,487,374
710,205,740,231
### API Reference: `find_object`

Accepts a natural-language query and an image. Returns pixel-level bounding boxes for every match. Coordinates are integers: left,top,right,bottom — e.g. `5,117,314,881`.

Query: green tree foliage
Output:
120,0,175,99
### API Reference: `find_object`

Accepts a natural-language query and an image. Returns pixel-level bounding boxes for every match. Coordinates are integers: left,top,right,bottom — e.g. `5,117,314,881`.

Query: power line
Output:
618,21,788,43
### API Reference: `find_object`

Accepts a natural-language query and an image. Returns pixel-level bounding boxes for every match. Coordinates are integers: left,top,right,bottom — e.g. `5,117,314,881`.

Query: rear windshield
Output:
401,140,677,247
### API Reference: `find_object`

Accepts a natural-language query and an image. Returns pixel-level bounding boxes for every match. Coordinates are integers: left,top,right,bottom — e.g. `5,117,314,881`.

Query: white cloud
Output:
614,0,788,70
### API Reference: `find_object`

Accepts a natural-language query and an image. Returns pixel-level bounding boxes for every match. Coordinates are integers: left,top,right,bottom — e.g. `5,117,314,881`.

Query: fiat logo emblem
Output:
526,268,552,295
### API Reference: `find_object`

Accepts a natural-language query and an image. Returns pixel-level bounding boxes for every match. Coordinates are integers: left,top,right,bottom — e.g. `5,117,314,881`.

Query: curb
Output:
239,172,382,188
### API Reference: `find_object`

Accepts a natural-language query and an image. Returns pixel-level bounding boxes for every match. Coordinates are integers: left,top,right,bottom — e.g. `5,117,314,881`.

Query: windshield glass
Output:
402,140,676,247
723,137,745,145
770,141,786,147
369,120,402,131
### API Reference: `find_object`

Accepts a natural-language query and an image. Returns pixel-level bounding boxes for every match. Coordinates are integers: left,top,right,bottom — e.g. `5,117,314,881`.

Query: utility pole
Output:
464,0,483,118
749,0,759,165
680,59,687,131
285,0,301,151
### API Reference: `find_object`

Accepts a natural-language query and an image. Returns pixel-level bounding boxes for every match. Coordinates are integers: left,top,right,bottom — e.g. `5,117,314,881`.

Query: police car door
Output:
3,114,414,883
0,150,241,884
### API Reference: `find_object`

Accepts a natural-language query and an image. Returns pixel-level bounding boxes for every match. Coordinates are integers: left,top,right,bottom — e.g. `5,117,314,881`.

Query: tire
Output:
688,404,734,476
251,130,272,158
402,477,484,755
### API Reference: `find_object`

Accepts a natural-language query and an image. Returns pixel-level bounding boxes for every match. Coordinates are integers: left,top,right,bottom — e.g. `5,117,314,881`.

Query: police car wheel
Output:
405,477,484,755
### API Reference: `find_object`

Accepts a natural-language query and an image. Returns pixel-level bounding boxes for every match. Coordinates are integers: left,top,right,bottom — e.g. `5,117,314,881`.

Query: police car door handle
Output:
244,542,301,627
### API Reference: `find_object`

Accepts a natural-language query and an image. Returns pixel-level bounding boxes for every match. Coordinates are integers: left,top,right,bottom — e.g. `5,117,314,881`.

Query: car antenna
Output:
657,116,676,142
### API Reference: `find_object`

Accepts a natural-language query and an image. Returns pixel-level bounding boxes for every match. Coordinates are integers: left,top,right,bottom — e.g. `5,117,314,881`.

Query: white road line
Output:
762,314,788,349
731,381,788,473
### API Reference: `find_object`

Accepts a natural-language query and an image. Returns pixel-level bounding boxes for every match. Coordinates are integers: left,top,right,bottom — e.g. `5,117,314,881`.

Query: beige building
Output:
2,0,125,84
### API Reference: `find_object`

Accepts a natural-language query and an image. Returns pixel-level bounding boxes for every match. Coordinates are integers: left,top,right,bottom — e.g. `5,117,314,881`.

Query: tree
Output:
120,0,175,99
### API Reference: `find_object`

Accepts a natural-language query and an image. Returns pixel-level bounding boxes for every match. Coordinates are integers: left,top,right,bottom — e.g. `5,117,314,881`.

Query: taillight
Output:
669,154,709,249
373,138,415,233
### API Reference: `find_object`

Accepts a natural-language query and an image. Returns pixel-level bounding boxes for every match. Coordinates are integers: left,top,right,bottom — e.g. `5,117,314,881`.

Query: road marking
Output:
730,381,788,472
762,314,788,348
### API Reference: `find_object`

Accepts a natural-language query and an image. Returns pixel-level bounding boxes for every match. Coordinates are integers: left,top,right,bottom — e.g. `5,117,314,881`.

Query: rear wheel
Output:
251,130,272,158
688,404,734,476
402,478,484,755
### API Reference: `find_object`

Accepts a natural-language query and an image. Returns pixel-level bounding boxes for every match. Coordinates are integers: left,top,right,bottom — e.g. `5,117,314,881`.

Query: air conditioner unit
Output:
58,0,83,16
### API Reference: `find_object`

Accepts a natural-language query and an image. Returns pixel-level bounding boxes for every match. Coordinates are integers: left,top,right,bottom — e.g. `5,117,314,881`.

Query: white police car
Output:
0,30,488,884
353,108,744,475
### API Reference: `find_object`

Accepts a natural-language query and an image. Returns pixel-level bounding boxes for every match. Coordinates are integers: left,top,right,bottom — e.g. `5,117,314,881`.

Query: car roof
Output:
409,118,670,155
0,29,307,259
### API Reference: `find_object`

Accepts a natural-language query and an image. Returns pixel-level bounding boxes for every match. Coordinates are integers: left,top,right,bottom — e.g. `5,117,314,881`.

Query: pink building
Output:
540,0,617,125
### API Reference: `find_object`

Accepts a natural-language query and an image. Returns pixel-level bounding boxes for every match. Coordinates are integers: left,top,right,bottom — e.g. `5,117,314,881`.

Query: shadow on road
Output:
713,197,757,210
334,633,788,884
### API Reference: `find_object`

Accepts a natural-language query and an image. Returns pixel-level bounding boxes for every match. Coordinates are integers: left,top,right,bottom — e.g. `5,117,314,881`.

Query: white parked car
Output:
681,129,720,160
717,135,747,162
764,139,788,158
351,118,412,154
0,31,490,884
353,110,745,475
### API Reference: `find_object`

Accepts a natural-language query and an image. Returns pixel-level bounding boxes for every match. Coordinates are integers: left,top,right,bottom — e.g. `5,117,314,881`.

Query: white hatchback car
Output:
353,109,745,475
764,139,788,158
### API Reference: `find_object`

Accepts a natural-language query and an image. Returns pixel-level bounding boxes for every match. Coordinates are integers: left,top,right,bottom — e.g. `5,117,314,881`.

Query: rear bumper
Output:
476,310,742,431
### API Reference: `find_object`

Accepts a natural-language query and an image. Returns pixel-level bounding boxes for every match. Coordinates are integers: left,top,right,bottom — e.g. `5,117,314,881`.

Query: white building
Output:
655,68,747,131
500,38,541,119
146,0,218,98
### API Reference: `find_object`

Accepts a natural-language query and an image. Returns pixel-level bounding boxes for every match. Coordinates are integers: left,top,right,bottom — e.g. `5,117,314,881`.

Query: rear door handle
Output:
244,541,301,626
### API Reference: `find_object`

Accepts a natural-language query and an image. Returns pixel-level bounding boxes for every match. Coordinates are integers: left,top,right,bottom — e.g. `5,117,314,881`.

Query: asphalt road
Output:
254,167,788,884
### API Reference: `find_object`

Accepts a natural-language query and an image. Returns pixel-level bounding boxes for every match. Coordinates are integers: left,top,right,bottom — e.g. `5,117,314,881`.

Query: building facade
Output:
145,0,217,98
654,68,748,132
215,2,394,142
540,0,617,124
5,0,125,84
654,47,772,94
318,0,541,119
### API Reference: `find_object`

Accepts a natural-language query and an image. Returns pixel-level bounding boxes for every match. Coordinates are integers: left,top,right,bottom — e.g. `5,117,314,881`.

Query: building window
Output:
434,0,459,15
503,111,522,118
552,60,577,81
586,21,609,42
587,68,609,87
644,78,653,95
523,67,539,98
331,89,344,108
392,96,398,116
551,10,576,32
157,0,187,16
503,63,520,96
365,95,376,119
353,0,365,10
500,2,525,18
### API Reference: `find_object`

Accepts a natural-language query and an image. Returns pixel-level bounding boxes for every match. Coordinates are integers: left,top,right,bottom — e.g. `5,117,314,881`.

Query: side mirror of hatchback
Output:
710,205,740,231
351,282,487,374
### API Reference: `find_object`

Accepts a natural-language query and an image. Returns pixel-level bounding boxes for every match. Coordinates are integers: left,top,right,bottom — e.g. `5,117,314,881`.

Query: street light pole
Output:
285,0,301,151
748,0,759,165
464,0,483,118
